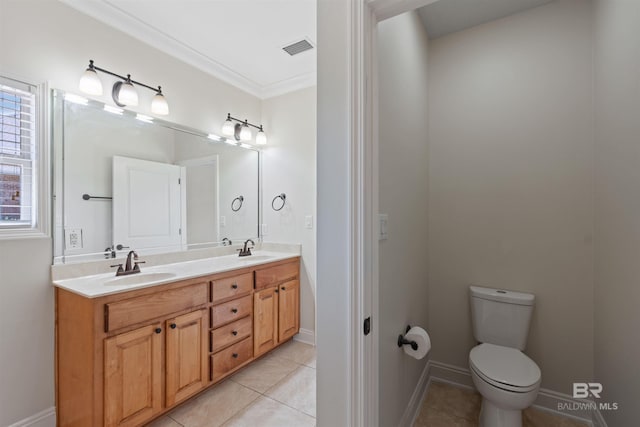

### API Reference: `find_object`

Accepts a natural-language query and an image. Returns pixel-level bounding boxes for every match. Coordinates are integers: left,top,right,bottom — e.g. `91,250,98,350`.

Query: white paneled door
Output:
113,156,183,252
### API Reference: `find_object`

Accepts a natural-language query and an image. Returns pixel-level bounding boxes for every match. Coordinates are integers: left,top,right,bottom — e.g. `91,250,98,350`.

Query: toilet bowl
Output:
469,286,541,427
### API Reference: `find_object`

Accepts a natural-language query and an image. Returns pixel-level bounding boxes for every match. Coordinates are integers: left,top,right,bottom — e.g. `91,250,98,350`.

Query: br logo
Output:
573,383,603,399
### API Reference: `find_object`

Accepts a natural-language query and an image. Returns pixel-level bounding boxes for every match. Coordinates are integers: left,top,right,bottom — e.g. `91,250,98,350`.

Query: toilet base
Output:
479,399,522,427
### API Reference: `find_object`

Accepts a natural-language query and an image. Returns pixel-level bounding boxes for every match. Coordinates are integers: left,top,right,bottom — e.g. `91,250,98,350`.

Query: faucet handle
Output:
110,264,124,275
133,261,145,272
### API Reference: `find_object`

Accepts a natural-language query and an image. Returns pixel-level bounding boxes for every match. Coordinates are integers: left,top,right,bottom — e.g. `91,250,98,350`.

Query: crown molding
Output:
60,0,312,99
260,71,316,99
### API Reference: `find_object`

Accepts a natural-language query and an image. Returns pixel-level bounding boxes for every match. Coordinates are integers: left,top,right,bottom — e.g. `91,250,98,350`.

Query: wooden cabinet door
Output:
278,280,300,343
253,286,279,357
104,324,162,427
166,309,208,406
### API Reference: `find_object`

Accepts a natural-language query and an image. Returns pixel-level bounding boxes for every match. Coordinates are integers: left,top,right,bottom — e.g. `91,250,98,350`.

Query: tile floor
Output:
148,340,316,427
414,381,590,427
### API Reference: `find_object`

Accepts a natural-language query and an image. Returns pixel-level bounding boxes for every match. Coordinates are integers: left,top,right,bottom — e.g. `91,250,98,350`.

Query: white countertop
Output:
52,250,299,298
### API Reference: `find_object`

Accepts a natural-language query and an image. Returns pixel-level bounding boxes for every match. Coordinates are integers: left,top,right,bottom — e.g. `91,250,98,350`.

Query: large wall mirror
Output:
52,90,260,264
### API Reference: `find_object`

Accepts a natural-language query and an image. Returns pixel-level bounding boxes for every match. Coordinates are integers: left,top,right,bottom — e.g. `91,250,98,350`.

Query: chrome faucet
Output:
237,239,255,257
111,250,145,276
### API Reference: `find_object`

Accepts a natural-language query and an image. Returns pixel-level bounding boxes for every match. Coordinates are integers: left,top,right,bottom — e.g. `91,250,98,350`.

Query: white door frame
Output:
337,1,441,426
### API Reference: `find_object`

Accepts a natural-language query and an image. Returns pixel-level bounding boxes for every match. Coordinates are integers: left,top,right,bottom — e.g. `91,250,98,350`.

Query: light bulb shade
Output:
240,124,252,141
151,92,169,115
117,81,138,106
222,119,235,136
79,68,103,96
256,130,267,145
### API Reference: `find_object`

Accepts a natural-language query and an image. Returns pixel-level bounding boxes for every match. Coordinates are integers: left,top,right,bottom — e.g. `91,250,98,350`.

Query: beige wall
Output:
261,86,317,338
427,0,594,394
0,0,315,424
378,11,430,427
593,0,640,424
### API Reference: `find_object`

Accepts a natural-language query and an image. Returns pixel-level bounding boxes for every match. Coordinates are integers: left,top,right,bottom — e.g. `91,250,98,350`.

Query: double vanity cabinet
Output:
55,256,300,427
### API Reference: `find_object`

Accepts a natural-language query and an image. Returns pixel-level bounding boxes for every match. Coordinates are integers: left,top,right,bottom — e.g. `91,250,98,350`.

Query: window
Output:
0,76,47,237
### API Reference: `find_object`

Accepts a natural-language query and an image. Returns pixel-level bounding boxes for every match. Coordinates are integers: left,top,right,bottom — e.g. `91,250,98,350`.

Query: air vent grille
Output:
282,39,314,56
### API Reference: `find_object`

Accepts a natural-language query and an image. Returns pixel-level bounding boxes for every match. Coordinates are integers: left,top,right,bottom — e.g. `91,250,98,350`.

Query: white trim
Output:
399,361,431,427
293,328,316,346
367,0,441,21
59,0,313,99
7,407,56,427
260,72,317,100
427,360,597,426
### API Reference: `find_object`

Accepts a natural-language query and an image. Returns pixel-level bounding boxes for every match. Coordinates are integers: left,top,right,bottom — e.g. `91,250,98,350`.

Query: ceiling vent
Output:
282,39,314,56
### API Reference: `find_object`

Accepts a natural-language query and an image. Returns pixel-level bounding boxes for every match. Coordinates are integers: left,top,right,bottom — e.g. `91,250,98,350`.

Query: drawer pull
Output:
231,308,238,313
232,330,238,336
170,323,177,329
231,283,238,289
155,327,162,334
232,353,239,359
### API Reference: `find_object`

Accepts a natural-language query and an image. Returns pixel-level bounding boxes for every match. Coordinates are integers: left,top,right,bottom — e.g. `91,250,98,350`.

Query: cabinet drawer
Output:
105,283,208,332
255,261,298,290
211,316,252,353
211,336,253,382
211,273,253,304
211,295,252,328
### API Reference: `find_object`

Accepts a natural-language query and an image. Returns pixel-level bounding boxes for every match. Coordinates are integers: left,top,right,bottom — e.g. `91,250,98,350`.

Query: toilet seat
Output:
470,343,541,393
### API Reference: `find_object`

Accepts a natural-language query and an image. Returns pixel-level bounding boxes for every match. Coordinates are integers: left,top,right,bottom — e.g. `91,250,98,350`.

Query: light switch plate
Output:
220,215,226,227
379,214,388,240
261,223,268,235
305,215,313,229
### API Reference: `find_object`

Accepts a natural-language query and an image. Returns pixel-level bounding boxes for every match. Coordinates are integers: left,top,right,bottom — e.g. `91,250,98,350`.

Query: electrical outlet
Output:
65,228,83,249
220,215,226,227
305,215,313,229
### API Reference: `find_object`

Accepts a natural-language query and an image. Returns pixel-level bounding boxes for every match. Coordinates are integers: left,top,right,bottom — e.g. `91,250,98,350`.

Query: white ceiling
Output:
418,0,554,39
61,0,317,99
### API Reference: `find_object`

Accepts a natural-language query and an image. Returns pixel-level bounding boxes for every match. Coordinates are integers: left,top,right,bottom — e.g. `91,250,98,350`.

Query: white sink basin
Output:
103,272,177,286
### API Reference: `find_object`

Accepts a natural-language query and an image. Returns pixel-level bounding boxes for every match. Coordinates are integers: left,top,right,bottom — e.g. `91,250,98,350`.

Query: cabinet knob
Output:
281,286,286,290
231,308,238,313
275,289,279,293
155,328,162,334
232,353,239,358
170,323,177,329
232,330,238,336
231,283,238,289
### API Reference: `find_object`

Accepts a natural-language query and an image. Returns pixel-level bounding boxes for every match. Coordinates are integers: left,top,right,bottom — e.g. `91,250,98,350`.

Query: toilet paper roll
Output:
403,326,431,360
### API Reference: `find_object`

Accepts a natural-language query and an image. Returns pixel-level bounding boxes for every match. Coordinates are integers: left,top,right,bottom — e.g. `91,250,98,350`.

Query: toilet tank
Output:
470,286,535,350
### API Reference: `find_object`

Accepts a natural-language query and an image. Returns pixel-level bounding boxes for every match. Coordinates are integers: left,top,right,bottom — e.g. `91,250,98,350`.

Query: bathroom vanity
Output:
54,253,300,427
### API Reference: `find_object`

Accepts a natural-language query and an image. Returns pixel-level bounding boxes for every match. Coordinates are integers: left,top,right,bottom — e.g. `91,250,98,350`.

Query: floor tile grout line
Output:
260,394,317,420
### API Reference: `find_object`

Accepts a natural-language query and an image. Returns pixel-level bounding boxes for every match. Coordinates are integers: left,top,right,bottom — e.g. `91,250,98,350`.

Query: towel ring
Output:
271,193,286,211
231,195,244,212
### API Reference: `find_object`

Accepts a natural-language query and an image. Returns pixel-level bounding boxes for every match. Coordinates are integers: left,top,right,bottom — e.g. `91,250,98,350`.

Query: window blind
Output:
0,77,37,228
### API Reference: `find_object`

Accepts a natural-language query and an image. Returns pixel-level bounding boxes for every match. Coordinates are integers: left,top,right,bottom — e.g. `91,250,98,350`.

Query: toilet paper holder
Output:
397,325,418,351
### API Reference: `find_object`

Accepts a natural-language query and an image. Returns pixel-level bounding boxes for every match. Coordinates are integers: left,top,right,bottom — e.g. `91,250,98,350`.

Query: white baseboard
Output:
8,407,56,427
398,360,431,427
293,328,315,346
427,360,596,426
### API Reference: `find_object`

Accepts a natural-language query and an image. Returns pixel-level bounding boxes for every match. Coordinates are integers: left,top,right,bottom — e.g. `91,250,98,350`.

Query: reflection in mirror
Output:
52,90,260,264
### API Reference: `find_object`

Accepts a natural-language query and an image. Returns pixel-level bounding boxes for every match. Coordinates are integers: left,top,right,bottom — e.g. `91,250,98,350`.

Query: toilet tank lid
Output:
470,286,534,306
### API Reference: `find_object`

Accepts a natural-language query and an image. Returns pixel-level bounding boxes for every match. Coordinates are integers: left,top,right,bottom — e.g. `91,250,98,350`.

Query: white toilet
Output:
469,286,541,427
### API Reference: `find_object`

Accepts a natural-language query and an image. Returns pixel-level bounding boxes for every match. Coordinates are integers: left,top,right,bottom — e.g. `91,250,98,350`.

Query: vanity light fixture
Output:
221,113,268,145
78,60,169,115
